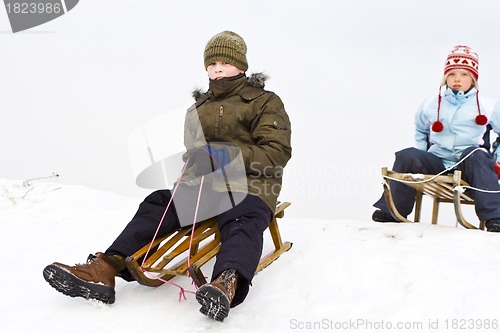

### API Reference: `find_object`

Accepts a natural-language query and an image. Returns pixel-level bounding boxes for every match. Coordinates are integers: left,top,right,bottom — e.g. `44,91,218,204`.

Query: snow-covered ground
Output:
2,178,500,333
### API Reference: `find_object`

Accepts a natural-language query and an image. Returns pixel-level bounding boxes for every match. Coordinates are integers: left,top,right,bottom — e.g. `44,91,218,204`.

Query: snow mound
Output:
1,179,500,333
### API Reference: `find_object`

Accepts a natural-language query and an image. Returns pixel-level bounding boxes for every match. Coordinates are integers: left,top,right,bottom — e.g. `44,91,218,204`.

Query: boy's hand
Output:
187,145,230,176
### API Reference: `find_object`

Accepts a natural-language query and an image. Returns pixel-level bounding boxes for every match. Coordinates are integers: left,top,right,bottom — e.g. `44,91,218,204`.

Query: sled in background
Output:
125,201,292,288
381,168,485,230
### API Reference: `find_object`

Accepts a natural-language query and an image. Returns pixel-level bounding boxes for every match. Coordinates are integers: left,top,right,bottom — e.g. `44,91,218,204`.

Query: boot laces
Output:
216,269,237,301
71,254,99,269
85,254,99,264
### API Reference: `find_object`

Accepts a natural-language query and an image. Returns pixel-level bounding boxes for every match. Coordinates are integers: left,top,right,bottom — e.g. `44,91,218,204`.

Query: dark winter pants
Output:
106,185,271,307
373,147,500,221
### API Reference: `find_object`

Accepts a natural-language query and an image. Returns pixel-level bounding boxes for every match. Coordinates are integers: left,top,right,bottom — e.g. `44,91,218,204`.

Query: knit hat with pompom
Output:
432,45,486,132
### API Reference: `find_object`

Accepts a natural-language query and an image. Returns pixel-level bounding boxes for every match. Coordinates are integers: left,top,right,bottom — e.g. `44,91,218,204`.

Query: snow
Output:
2,178,500,333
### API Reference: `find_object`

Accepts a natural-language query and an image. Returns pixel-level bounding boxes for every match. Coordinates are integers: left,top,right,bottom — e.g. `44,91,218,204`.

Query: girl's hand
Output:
494,162,500,180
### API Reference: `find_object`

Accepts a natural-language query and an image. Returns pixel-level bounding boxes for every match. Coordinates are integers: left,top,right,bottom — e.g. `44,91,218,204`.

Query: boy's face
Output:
446,69,474,92
207,61,244,80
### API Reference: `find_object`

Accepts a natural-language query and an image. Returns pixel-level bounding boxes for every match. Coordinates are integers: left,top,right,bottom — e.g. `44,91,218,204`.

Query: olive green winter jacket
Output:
182,73,292,211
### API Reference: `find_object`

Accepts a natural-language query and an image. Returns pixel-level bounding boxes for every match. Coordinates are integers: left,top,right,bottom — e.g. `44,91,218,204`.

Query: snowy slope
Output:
2,178,500,333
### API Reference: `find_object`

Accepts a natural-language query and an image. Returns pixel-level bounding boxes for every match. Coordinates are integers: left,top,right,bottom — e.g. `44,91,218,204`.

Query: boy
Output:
43,31,292,322
372,45,500,231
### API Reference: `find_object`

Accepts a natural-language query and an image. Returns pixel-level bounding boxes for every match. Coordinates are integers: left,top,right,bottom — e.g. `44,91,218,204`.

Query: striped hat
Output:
440,45,479,87
203,31,248,71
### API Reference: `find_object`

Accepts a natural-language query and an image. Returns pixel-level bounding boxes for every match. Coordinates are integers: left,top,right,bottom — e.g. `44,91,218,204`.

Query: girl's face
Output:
446,69,474,92
206,61,244,80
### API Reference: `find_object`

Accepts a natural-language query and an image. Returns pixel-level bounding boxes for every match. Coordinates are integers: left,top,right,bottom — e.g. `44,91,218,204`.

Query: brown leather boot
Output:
42,252,124,304
195,269,238,321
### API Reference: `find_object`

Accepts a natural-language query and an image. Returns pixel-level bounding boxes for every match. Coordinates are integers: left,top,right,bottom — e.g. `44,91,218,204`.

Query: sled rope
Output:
187,175,205,269
141,270,195,301
139,159,199,301
140,159,190,266
382,147,500,193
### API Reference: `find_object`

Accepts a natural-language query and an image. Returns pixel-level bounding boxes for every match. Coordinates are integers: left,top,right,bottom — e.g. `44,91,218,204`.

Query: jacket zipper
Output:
215,105,223,136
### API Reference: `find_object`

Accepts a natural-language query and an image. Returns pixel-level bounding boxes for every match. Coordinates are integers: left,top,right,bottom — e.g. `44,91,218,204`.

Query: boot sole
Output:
43,264,115,304
195,284,230,322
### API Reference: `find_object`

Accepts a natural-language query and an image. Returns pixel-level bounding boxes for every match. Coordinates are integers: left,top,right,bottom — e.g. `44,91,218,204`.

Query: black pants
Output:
106,185,271,307
374,146,500,221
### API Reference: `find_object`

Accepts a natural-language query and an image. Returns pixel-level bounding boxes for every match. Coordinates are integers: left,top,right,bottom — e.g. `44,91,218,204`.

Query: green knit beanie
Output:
204,31,248,71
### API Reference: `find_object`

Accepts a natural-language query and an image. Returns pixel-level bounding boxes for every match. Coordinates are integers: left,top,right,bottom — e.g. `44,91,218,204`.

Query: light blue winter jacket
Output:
415,87,500,168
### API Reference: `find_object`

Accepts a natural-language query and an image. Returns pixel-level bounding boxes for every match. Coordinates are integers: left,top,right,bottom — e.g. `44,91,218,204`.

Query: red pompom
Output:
432,120,443,132
475,114,488,125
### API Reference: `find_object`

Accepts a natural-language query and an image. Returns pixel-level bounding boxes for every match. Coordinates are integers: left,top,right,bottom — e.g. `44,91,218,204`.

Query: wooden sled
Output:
125,201,292,288
382,167,485,230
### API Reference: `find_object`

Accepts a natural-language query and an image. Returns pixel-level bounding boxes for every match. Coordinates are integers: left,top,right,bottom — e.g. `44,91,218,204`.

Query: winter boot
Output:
372,209,399,223
486,219,500,232
42,252,125,304
195,269,238,322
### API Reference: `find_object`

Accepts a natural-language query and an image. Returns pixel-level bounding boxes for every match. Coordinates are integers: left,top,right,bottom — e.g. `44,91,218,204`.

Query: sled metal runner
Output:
382,168,485,230
125,201,292,288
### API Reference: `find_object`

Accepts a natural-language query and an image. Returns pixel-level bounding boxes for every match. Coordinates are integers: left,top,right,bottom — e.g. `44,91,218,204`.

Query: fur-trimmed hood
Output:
192,72,268,101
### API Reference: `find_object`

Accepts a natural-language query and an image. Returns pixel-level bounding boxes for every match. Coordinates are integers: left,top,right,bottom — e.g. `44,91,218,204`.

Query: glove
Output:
494,162,500,180
187,145,230,176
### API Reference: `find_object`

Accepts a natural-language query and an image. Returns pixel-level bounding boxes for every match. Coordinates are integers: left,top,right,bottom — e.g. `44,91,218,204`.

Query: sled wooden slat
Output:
125,201,292,288
381,168,484,230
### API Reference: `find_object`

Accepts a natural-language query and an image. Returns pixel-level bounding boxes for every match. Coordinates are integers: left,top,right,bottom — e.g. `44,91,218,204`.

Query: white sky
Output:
2,0,500,219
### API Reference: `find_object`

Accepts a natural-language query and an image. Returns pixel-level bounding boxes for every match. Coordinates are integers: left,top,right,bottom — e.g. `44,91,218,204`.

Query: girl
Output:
373,45,500,232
